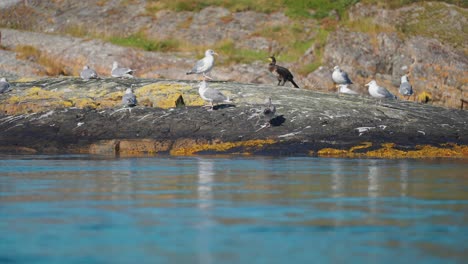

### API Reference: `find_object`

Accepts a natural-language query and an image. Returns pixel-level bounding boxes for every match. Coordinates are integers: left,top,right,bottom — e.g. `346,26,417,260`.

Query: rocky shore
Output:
0,78,467,157
1,1,466,109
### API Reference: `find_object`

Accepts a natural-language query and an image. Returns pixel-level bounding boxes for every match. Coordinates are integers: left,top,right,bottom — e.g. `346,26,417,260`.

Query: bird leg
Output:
204,101,214,111
255,123,269,132
203,73,213,80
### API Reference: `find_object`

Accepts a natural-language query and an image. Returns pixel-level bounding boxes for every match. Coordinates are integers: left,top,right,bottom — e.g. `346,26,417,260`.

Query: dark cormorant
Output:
268,56,299,88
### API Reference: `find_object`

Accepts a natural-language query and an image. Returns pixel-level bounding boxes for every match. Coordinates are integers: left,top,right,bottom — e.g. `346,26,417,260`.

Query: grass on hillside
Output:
15,45,65,76
361,0,467,9
108,33,180,52
214,40,270,65
146,0,359,19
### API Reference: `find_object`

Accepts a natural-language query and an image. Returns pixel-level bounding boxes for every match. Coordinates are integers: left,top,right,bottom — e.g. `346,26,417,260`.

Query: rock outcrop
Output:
0,1,466,110
0,78,467,157
313,2,468,109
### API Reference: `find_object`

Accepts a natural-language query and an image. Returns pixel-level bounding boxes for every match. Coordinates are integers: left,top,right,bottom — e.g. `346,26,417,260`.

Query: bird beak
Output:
365,82,370,86
213,52,219,56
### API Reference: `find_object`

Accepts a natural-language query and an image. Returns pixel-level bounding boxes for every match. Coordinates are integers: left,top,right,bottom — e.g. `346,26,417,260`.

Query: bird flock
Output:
332,66,413,100
1,49,415,128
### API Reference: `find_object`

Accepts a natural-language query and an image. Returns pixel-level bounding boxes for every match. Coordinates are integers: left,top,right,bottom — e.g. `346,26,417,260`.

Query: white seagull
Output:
121,87,137,107
80,65,98,80
198,80,231,110
0,78,11,94
338,84,358,95
111,62,134,78
332,66,353,85
261,97,276,127
187,49,218,80
399,75,413,100
366,80,397,101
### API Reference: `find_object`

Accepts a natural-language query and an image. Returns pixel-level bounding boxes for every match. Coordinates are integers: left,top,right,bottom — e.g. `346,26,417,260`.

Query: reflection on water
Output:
0,156,467,263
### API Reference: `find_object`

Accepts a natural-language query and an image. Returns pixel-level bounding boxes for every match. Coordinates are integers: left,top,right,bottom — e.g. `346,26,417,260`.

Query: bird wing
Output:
377,86,395,98
81,69,97,79
275,65,293,79
399,82,413,95
341,71,353,84
191,57,207,73
113,68,133,76
340,86,358,94
264,105,276,115
122,93,137,105
0,82,10,93
204,88,227,102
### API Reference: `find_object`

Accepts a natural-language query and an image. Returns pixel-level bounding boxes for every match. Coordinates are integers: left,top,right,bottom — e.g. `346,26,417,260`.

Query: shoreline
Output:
1,78,467,158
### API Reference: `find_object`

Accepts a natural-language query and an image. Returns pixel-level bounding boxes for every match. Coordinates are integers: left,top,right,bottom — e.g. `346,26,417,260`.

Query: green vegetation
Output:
344,17,397,34
146,0,359,19
146,0,282,14
361,0,467,9
283,0,359,19
108,33,180,52
297,27,329,74
214,40,269,65
342,1,467,48
15,45,65,76
146,0,466,18
396,2,468,48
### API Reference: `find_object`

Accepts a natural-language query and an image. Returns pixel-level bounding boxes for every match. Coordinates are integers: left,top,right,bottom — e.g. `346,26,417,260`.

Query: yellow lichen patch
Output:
157,93,184,109
70,97,98,109
405,145,465,158
6,96,21,104
349,142,373,152
0,100,69,115
119,139,172,156
89,140,119,155
15,77,41,82
365,143,408,158
318,142,373,157
103,91,124,101
135,83,204,108
94,91,123,109
417,91,432,103
317,148,349,156
62,101,73,108
0,87,73,114
317,142,468,158
170,139,277,156
25,87,63,100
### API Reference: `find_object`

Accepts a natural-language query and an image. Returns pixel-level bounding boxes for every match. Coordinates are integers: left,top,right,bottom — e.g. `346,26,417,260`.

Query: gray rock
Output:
0,77,466,156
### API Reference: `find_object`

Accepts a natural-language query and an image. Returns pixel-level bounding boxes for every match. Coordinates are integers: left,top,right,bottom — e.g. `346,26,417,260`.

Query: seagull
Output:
0,77,11,94
111,62,134,78
399,74,413,100
338,84,358,95
121,87,137,107
186,49,218,80
198,80,231,110
80,65,98,80
366,80,397,101
268,56,299,88
261,97,276,127
332,66,353,86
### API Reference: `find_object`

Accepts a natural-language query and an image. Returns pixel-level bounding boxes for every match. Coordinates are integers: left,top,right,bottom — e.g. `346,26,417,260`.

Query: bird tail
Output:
290,79,299,88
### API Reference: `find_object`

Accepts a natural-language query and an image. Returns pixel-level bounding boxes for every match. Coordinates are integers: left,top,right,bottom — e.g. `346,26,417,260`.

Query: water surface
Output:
1,156,467,263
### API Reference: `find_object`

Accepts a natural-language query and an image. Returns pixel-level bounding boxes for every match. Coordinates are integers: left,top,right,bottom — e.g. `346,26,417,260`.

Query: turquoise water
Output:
0,156,467,264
